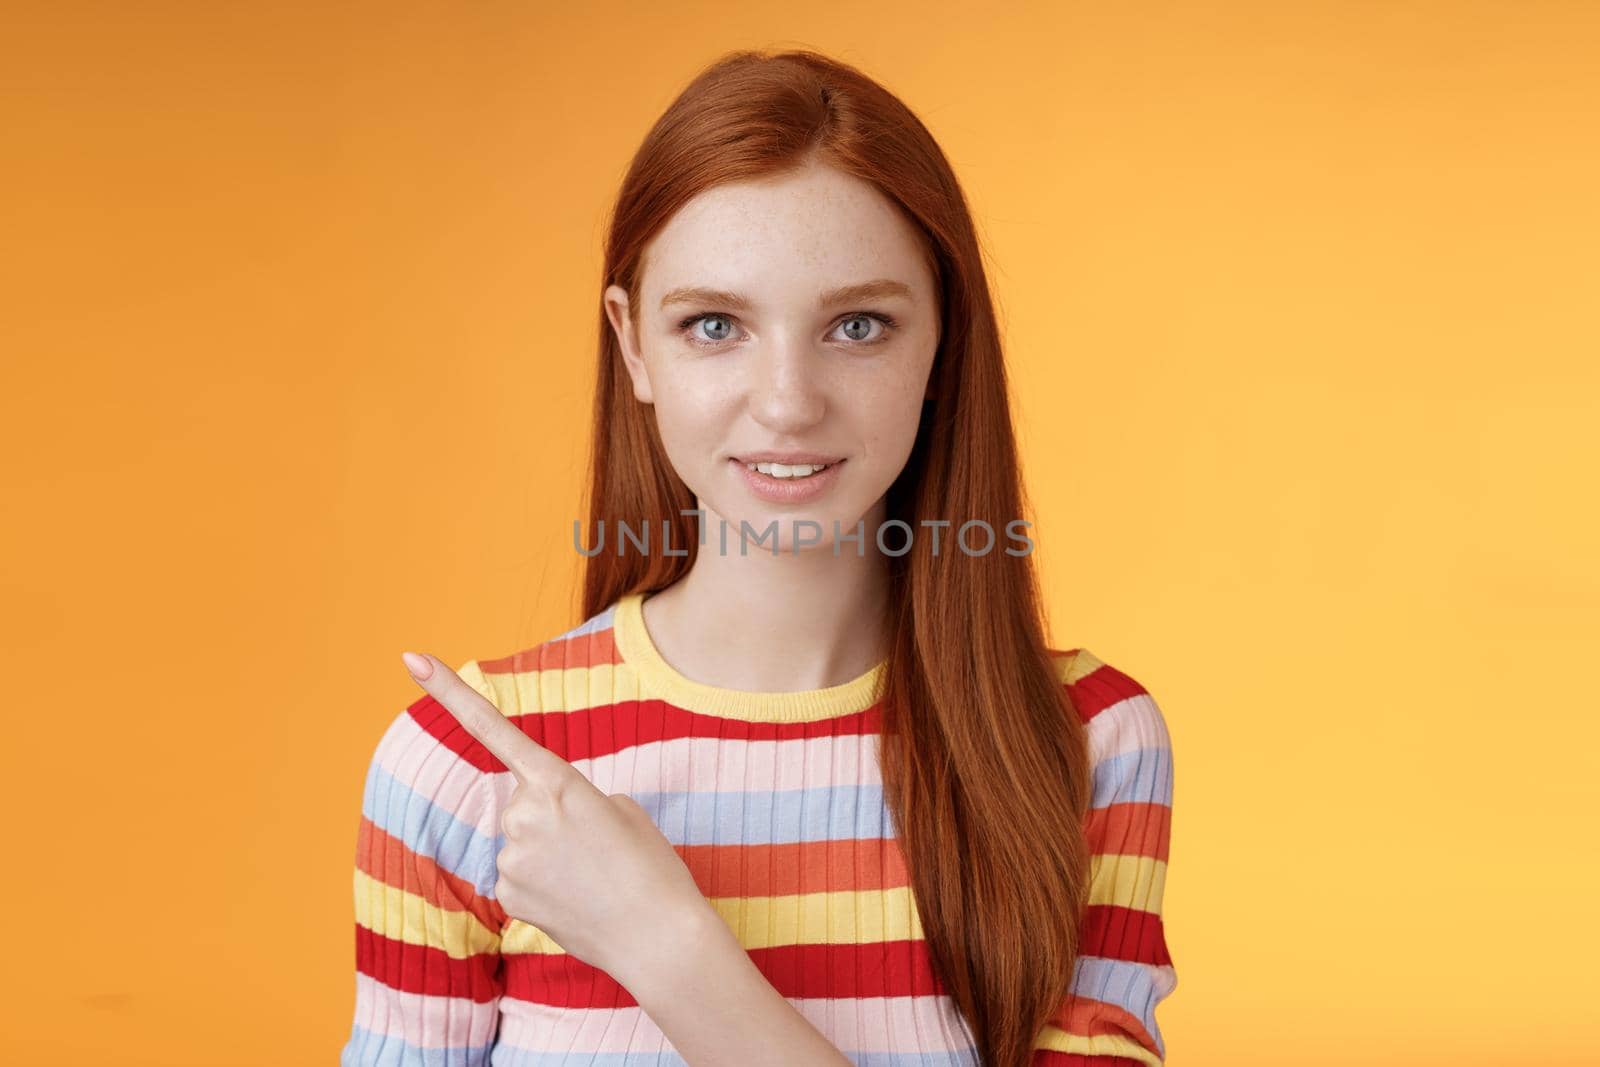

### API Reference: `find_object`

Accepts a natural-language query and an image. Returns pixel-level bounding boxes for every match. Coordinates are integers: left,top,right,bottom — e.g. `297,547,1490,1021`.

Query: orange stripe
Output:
478,625,624,676
1085,801,1171,863
355,817,507,933
1052,992,1161,1055
678,836,911,897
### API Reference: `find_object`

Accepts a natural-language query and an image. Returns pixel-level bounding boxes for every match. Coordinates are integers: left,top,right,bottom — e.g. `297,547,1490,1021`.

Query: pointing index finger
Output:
402,652,561,784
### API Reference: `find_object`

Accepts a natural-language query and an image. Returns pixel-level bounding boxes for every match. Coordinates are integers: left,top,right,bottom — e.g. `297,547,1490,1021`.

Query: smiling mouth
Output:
734,458,843,479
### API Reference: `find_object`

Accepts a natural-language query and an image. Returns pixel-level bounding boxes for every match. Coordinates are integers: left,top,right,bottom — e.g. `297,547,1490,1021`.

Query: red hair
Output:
581,49,1091,1067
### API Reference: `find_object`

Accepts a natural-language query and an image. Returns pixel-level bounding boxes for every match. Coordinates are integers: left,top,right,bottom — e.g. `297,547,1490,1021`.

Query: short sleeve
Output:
341,659,510,1066
1032,651,1177,1066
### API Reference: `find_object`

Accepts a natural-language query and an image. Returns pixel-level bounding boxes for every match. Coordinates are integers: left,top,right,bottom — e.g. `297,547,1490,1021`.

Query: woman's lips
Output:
730,457,845,504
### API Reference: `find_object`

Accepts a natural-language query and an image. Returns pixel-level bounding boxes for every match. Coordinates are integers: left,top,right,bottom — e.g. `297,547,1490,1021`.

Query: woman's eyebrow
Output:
658,279,913,311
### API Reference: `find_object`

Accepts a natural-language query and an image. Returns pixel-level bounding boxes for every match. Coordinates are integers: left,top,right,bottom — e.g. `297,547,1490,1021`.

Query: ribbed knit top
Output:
342,592,1177,1066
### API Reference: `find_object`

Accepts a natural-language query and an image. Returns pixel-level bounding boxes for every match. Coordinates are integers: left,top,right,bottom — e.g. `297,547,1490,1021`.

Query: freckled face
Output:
604,161,940,552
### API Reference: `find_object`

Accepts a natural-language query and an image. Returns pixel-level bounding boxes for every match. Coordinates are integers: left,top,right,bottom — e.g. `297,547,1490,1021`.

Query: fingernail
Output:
402,651,433,680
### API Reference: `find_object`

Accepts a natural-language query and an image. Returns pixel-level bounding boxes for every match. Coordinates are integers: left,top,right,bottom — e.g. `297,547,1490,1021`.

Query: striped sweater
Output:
342,591,1177,1066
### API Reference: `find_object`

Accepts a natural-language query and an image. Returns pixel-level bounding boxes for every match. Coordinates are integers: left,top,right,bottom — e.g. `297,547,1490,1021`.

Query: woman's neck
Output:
639,545,891,694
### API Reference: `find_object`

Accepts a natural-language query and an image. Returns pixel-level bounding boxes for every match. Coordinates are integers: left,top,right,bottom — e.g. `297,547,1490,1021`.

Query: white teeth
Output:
745,461,833,478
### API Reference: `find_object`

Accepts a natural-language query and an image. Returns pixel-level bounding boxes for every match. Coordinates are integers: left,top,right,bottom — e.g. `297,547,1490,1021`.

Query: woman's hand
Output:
400,650,715,985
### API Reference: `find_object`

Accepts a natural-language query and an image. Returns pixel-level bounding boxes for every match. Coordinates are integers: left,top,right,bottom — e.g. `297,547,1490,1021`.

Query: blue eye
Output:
675,311,900,348
836,313,890,343
682,313,738,344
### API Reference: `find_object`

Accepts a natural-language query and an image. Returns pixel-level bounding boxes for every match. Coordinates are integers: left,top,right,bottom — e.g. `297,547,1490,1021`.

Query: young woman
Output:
343,49,1177,1067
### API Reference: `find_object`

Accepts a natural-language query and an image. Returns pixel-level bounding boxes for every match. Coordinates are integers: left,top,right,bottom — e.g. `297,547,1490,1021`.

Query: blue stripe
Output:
630,781,896,847
1070,954,1170,1059
342,1025,494,1066
362,758,499,898
552,603,618,643
1090,745,1173,810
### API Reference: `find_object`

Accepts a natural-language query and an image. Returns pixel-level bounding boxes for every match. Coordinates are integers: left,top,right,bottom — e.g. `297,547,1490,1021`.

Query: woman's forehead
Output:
640,170,934,306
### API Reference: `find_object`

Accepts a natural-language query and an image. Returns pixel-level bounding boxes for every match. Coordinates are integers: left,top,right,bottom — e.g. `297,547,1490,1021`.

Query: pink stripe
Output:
574,731,884,794
1086,692,1172,765
792,993,979,1055
351,972,500,1049
374,714,504,837
494,993,978,1054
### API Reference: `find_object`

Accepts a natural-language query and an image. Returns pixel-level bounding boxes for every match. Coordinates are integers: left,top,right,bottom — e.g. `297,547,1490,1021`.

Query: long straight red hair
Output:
579,49,1092,1067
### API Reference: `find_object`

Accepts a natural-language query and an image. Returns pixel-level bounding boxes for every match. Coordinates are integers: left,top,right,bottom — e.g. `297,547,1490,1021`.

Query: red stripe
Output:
502,951,631,1007
502,939,955,1007
354,926,502,1003
407,690,885,769
487,901,1166,1009
1065,659,1152,724
417,628,1104,767
1080,904,1173,967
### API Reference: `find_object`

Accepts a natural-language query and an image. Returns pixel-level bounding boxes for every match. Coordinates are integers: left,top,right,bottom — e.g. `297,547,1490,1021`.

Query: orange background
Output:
3,2,1597,1063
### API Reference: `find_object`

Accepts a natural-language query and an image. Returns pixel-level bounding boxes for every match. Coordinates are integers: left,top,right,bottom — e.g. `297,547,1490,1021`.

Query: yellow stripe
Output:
461,656,638,717
470,660,628,716
1088,852,1168,913
472,632,1094,717
455,658,500,705
496,857,1166,959
352,868,501,958
1034,1024,1162,1067
709,884,926,947
1056,647,1104,685
501,885,926,956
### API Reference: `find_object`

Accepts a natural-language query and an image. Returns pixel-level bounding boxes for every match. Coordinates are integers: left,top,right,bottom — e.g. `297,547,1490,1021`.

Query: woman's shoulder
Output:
453,599,629,718
1047,646,1173,750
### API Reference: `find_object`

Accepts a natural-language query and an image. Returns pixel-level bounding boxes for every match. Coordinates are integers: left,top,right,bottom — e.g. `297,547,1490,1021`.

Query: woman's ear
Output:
603,284,654,404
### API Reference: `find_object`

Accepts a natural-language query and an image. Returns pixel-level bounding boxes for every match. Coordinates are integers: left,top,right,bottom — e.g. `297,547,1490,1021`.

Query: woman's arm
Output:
1031,654,1177,1065
341,661,508,1065
392,651,853,1064
620,904,855,1067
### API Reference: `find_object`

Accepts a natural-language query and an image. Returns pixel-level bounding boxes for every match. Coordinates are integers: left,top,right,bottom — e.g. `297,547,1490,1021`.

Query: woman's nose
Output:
747,340,827,431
